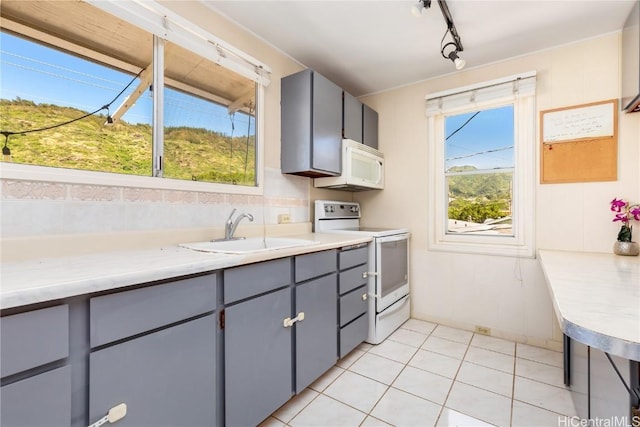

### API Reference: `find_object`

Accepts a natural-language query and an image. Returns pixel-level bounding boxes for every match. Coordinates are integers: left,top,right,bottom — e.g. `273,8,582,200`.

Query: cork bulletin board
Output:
540,99,618,184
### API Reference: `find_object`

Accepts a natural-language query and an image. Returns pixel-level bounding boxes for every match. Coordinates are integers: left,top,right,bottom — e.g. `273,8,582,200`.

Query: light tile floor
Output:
261,319,576,427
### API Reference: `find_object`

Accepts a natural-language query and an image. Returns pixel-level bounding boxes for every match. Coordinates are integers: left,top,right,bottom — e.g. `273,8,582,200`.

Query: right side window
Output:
445,105,514,236
427,74,536,257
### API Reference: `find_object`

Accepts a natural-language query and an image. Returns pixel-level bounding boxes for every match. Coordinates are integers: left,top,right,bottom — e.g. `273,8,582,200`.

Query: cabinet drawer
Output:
224,258,291,304
339,265,368,295
339,245,368,270
295,250,337,283
339,285,368,327
90,274,216,347
1,305,69,377
1,366,71,427
339,314,368,359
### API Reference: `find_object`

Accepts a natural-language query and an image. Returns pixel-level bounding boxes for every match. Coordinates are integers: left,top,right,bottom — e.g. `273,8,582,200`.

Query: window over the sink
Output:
426,72,536,257
0,0,269,194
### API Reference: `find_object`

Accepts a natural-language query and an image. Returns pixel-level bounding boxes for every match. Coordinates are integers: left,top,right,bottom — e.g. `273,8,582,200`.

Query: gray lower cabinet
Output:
89,315,216,427
0,304,71,427
225,287,293,427
295,273,338,391
224,251,339,426
88,274,217,427
338,245,369,358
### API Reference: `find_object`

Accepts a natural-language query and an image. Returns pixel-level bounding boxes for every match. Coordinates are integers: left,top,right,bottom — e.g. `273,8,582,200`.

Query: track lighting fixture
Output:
441,41,466,70
412,0,466,71
411,0,431,17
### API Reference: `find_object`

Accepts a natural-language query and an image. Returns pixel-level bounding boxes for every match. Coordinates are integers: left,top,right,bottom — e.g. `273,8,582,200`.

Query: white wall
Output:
356,33,640,348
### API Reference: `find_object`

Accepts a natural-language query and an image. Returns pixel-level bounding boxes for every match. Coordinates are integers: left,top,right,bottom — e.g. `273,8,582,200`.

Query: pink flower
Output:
631,206,640,221
613,213,629,223
610,198,626,212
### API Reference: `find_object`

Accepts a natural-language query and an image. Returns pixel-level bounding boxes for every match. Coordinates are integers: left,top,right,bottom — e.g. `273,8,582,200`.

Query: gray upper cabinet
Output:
281,69,343,177
343,91,363,142
363,104,379,149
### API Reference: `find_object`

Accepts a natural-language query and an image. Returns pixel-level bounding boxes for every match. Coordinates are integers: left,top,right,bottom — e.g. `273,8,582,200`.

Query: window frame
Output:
0,0,269,195
426,73,536,257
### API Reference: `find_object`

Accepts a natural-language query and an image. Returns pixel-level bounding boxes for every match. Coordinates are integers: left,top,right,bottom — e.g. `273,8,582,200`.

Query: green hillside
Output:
0,98,255,185
447,165,512,223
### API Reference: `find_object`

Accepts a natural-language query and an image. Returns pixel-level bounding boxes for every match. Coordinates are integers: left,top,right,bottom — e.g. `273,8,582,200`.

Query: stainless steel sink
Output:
179,237,319,254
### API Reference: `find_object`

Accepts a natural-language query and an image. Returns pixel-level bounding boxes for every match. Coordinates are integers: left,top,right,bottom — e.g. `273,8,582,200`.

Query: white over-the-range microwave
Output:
314,139,385,191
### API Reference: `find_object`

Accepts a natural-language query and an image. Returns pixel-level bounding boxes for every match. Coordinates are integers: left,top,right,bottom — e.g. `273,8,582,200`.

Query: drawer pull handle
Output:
283,312,305,328
362,293,368,301
362,271,378,278
88,403,127,427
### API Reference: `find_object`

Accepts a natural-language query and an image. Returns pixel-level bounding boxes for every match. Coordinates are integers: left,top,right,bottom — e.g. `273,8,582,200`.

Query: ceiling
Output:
203,0,637,97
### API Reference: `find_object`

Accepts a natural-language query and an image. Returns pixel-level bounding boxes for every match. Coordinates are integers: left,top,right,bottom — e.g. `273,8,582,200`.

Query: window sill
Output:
0,162,263,196
428,239,535,258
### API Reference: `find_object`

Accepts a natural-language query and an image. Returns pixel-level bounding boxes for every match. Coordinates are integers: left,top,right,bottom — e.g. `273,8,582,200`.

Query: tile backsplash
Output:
1,167,310,238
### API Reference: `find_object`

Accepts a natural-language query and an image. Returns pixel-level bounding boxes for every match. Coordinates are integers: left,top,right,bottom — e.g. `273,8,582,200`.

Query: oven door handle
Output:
378,295,410,319
375,233,410,244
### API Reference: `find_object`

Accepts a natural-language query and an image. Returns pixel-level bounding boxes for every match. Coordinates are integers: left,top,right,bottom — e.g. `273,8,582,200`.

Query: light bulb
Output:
2,145,11,162
447,50,466,70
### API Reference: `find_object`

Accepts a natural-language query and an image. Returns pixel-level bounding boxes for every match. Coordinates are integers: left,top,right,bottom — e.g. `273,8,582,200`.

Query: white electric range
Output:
314,200,410,344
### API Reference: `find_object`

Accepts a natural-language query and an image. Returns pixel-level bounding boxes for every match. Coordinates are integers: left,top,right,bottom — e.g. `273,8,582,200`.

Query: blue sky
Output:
445,105,514,171
0,31,254,136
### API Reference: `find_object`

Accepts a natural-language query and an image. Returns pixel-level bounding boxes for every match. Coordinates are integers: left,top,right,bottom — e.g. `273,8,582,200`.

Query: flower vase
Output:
613,241,640,256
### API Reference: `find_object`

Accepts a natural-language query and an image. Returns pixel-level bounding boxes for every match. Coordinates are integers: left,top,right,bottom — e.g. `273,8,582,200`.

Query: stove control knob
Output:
350,206,359,213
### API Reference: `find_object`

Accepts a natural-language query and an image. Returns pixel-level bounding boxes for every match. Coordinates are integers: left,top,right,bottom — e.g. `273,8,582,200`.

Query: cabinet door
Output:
225,288,292,427
296,273,338,392
89,315,216,427
1,366,71,427
311,72,343,174
363,104,379,149
343,92,363,142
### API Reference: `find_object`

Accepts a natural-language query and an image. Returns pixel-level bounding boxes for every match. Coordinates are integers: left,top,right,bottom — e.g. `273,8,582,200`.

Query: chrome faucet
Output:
224,208,254,240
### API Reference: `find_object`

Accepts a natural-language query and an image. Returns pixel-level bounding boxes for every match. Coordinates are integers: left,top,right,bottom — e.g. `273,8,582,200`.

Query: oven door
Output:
375,233,410,312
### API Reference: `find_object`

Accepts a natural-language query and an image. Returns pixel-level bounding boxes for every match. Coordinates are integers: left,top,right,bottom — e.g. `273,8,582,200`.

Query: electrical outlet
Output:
278,214,290,224
474,326,491,335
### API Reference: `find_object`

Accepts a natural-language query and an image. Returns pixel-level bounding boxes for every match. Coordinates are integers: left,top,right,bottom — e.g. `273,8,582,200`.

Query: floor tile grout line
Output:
509,340,518,426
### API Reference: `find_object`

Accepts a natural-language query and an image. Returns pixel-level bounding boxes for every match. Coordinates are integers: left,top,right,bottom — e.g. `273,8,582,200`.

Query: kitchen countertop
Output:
0,233,371,310
538,249,640,361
